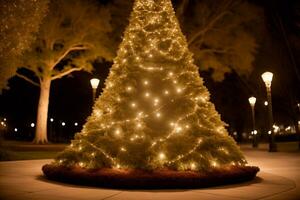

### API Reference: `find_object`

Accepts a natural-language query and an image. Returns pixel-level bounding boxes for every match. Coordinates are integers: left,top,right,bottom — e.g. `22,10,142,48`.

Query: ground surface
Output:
0,144,299,200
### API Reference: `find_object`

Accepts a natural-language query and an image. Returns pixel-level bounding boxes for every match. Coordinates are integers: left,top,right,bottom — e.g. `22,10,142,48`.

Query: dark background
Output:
0,0,299,142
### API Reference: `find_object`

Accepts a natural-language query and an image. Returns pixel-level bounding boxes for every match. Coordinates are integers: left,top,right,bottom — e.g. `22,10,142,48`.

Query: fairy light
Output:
144,80,149,85
145,92,150,97
120,147,126,152
159,152,166,160
190,162,197,170
156,112,161,118
79,162,84,167
126,86,132,91
164,90,169,95
131,102,137,108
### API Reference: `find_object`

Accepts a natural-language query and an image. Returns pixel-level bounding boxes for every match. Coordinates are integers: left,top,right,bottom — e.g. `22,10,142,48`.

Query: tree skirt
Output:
42,164,259,189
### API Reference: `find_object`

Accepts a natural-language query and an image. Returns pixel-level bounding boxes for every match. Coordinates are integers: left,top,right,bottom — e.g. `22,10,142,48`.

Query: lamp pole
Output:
261,72,277,152
248,97,258,148
90,78,100,100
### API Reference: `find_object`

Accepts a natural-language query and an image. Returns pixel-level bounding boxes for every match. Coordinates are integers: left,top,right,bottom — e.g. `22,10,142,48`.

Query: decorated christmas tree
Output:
43,0,258,188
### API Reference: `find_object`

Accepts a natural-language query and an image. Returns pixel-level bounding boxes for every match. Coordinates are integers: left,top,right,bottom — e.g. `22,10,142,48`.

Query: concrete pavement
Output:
0,148,299,200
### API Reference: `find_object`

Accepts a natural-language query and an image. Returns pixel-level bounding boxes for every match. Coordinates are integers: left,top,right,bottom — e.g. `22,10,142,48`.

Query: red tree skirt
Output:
42,164,259,189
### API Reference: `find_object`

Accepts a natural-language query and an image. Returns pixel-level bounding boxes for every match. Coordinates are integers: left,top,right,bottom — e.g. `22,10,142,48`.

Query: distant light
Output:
62,122,66,126
253,130,257,135
14,128,18,132
74,122,78,126
264,101,268,106
30,123,35,128
268,130,271,135
4,118,7,121
1,122,4,126
50,118,54,122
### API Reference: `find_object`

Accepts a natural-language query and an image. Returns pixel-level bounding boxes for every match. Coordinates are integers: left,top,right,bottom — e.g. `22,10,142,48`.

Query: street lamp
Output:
90,78,100,100
248,96,258,147
261,71,277,152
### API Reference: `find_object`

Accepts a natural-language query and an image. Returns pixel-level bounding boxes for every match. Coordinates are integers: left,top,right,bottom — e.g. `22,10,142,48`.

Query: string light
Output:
159,152,166,160
156,112,161,118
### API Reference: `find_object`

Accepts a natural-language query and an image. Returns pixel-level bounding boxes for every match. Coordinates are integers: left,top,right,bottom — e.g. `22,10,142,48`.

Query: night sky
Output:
0,0,299,140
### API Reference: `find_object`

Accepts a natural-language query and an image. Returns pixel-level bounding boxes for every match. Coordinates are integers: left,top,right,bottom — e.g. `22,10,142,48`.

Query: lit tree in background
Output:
54,0,246,171
0,0,49,90
2,0,114,143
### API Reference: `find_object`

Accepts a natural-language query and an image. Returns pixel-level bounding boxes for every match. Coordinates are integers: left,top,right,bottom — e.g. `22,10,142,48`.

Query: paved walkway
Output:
0,148,299,200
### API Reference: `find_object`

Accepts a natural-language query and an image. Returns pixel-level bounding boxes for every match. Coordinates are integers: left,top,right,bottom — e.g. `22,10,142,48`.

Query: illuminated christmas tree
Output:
43,0,258,187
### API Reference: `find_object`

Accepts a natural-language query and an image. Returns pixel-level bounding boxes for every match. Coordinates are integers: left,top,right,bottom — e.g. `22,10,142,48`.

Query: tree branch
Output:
16,73,40,87
51,67,83,80
176,0,189,24
199,47,234,54
51,45,89,69
188,10,230,46
187,0,235,46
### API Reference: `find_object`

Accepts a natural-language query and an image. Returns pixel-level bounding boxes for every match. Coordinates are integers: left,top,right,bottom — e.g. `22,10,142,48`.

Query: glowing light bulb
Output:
197,138,203,144
91,152,95,157
159,152,166,160
74,122,78,126
156,112,161,118
115,129,121,135
120,147,126,152
144,80,149,85
185,125,190,129
149,54,153,58
145,92,150,97
126,86,132,91
137,123,142,128
131,102,136,108
79,162,84,167
30,123,35,128
211,161,218,167
169,72,173,76
164,90,169,95
176,88,182,93
190,163,196,170
176,126,182,133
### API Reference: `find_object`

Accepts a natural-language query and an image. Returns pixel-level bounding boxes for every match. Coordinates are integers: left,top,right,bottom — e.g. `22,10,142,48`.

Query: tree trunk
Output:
33,77,51,144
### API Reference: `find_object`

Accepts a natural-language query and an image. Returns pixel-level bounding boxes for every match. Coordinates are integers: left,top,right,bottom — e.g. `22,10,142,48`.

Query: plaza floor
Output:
0,145,299,200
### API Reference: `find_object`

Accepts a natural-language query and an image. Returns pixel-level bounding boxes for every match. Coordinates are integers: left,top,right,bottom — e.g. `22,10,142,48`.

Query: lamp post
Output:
90,78,100,100
248,96,258,147
261,71,277,152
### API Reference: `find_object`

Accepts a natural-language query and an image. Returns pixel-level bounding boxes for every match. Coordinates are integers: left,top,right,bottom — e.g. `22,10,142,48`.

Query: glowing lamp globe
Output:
248,97,256,106
90,78,100,89
261,72,273,87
